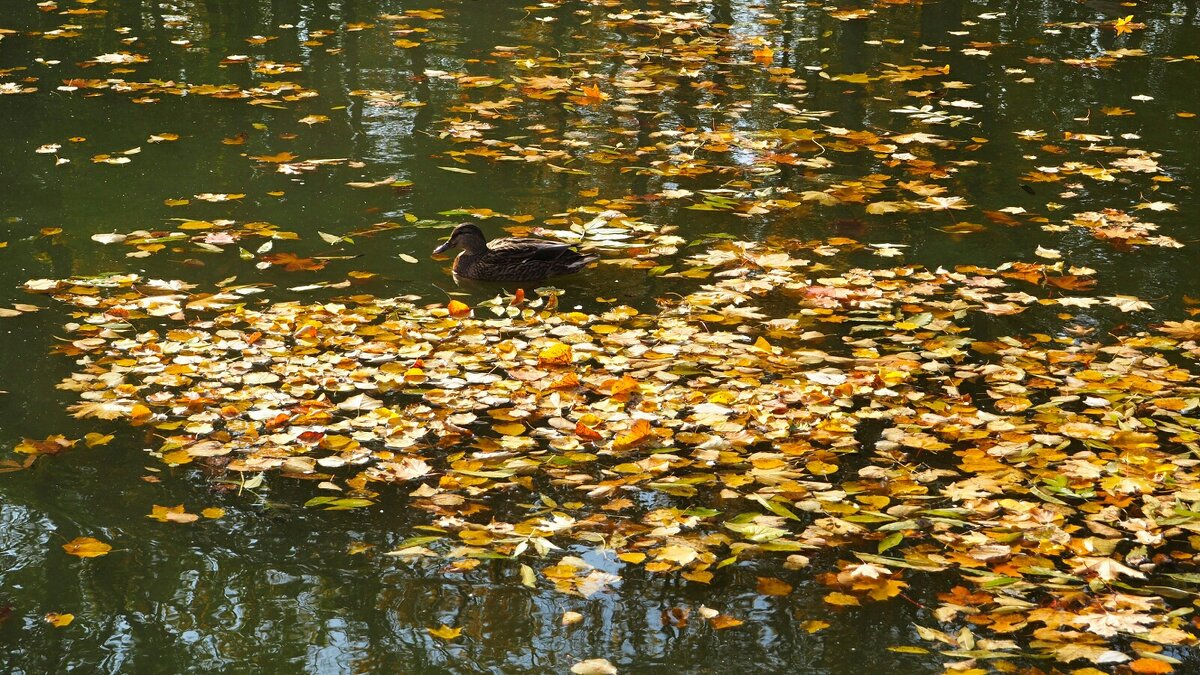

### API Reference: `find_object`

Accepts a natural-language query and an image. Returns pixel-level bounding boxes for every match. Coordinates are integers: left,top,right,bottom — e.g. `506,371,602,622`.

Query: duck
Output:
431,223,599,282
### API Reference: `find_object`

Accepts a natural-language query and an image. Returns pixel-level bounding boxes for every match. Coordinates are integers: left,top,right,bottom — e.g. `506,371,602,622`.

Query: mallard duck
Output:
431,223,599,282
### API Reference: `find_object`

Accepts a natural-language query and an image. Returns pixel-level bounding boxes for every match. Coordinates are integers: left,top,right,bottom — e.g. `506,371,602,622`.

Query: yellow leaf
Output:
756,577,793,596
866,201,906,215
45,613,74,627
834,72,872,84
446,300,471,317
162,449,193,466
427,624,462,641
201,508,226,519
249,151,298,164
83,432,114,447
537,342,573,367
62,536,112,558
801,620,830,633
806,460,838,475
886,646,929,654
492,422,525,436
148,504,198,523
823,591,861,606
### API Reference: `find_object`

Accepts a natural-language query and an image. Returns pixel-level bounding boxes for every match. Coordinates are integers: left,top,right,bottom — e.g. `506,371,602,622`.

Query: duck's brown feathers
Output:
432,224,599,282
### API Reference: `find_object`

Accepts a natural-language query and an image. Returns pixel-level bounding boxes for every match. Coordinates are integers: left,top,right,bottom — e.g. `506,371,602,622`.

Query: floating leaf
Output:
427,624,462,641
62,537,111,558
44,613,74,627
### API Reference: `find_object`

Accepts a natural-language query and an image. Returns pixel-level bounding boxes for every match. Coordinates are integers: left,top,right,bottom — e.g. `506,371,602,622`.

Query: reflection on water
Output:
2,0,1200,672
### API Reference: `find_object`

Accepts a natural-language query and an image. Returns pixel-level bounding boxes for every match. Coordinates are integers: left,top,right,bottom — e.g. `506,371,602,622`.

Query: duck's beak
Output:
432,239,453,256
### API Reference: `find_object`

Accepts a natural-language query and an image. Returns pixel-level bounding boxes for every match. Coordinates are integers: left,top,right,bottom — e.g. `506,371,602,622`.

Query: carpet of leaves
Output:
20,236,1200,670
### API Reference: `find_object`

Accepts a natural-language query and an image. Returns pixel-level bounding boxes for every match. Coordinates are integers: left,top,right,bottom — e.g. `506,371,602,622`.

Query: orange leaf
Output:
607,374,639,398
575,421,603,442
548,372,581,390
1130,659,1173,674
447,300,471,317
756,577,793,596
612,419,652,450
14,435,75,456
578,83,608,103
709,614,744,630
262,252,327,272
250,151,298,163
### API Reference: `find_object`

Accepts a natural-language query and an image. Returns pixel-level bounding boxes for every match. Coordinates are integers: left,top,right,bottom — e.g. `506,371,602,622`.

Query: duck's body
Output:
432,223,599,282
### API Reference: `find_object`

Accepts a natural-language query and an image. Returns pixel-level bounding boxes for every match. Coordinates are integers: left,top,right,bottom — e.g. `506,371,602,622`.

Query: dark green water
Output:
1,0,1199,672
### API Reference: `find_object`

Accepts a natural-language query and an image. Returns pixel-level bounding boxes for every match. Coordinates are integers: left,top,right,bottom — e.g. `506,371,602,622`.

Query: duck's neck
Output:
454,250,481,268
459,241,489,255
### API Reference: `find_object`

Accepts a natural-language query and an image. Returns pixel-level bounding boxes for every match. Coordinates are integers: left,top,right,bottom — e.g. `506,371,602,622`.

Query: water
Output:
2,0,1199,672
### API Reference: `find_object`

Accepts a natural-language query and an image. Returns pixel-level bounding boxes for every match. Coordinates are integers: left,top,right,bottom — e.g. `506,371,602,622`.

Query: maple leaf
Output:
262,252,327,272
1103,295,1153,313
916,196,971,210
62,536,112,558
390,458,431,480
250,151,298,163
1158,320,1200,340
69,400,133,420
148,504,199,523
1070,556,1146,581
15,435,76,455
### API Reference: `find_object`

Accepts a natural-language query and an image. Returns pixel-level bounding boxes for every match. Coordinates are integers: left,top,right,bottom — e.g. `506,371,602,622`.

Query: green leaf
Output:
878,531,903,554
750,495,801,521
391,535,444,550
647,482,698,497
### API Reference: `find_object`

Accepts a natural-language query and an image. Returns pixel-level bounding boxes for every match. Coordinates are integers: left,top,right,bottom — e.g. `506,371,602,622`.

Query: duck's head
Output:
432,223,488,255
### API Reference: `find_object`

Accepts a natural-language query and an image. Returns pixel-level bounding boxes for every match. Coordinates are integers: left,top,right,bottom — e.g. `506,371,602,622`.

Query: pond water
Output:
2,0,1200,673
